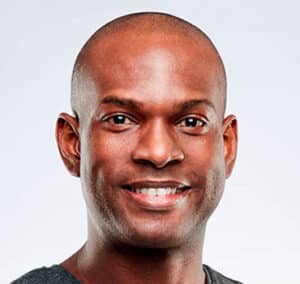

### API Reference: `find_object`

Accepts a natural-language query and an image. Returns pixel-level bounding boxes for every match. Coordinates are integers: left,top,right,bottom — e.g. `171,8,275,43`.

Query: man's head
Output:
56,12,237,249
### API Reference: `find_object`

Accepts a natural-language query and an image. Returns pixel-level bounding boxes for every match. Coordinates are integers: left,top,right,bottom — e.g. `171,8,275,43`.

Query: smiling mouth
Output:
122,186,190,196
122,181,191,196
121,181,192,210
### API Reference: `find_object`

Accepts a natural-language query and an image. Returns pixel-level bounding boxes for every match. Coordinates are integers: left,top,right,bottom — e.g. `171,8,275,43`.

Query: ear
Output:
223,114,238,178
56,113,80,177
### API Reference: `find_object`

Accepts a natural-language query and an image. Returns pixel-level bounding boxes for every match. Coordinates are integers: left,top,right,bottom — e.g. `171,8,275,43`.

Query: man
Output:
13,12,240,284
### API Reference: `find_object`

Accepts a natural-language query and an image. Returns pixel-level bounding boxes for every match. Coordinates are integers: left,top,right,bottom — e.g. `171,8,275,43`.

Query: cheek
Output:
80,129,137,211
182,133,225,212
84,130,134,174
183,132,225,170
80,129,134,218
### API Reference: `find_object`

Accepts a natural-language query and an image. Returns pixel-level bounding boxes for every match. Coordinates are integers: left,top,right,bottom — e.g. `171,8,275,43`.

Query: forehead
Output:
78,31,225,116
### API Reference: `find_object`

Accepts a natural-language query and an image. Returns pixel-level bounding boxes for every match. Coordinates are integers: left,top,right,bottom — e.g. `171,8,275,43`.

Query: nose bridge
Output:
132,118,184,168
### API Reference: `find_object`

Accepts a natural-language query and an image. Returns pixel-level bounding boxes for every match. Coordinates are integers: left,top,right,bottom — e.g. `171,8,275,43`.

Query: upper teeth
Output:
134,187,177,196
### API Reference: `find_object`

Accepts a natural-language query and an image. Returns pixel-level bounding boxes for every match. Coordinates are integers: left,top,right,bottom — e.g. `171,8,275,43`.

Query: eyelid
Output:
176,114,208,124
101,112,138,123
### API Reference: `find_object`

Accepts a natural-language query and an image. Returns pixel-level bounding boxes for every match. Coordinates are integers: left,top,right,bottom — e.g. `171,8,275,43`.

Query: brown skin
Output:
56,27,238,284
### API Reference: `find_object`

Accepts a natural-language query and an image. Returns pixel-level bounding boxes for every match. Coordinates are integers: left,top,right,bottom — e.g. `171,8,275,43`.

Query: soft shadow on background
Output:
1,1,299,283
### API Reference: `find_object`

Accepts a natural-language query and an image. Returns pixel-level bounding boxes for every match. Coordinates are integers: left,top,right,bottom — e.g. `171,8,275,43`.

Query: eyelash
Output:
102,114,208,133
103,114,134,125
177,117,207,128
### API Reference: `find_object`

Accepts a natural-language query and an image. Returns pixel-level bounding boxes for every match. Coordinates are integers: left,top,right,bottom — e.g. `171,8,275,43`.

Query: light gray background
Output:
1,1,299,283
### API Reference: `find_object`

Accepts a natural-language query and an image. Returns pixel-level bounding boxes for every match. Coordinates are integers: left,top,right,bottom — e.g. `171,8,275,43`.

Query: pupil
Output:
186,118,197,127
113,115,125,124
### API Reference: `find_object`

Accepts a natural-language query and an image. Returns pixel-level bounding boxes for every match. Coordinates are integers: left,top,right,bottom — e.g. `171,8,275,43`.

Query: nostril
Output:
183,186,191,191
122,185,132,191
132,157,182,169
166,159,182,167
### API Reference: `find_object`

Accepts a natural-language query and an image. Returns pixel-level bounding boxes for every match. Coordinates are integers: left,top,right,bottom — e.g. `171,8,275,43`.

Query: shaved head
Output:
55,13,238,283
71,12,227,122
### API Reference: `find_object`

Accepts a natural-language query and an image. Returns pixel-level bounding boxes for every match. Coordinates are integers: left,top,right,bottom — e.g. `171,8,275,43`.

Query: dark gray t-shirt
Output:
12,264,242,284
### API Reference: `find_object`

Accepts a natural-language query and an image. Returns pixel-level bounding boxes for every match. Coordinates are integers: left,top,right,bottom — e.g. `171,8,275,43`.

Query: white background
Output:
1,1,299,283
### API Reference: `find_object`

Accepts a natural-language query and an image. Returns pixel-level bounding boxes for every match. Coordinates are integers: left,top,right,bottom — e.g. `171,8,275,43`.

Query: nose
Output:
132,120,184,168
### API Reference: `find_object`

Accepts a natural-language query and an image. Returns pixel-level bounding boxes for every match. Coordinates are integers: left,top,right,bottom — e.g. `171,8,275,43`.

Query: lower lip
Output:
122,189,190,211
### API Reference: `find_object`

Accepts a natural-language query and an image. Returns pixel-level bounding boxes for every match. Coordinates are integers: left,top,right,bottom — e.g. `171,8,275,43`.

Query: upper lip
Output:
122,180,191,190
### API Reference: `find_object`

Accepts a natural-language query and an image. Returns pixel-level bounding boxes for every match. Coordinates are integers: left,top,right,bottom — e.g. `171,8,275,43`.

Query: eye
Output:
177,117,206,128
110,115,130,124
102,114,136,131
177,116,208,135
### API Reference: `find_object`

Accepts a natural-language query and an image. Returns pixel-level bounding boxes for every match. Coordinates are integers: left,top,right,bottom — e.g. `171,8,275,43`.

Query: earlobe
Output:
223,115,238,178
56,113,81,177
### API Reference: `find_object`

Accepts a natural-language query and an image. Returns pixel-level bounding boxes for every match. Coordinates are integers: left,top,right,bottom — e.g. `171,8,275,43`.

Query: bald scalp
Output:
71,12,227,120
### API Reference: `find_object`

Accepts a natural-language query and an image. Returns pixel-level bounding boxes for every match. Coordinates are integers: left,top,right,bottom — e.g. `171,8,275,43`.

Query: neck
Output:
62,224,207,284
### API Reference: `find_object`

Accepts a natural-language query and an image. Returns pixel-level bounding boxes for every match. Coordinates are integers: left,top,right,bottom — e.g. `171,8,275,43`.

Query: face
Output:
57,32,237,249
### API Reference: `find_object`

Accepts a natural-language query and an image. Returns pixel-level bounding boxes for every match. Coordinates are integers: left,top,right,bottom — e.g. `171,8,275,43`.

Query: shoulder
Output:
203,264,243,284
11,265,80,284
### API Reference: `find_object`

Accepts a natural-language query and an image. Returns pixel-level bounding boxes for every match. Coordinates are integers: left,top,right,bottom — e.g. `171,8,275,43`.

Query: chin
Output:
114,219,204,250
124,234,186,249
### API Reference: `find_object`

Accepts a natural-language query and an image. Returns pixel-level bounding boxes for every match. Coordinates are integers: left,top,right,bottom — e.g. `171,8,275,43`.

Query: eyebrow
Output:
179,99,216,113
100,96,142,111
100,95,216,113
